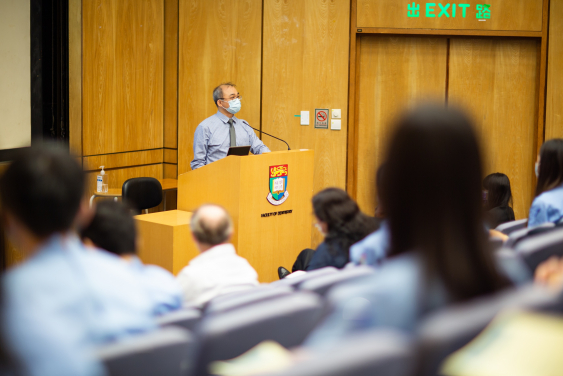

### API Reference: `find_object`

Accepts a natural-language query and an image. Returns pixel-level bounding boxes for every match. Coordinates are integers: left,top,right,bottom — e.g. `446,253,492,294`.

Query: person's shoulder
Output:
197,112,222,128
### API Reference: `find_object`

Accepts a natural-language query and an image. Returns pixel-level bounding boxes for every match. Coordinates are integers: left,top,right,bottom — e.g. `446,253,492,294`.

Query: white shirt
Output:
176,243,259,306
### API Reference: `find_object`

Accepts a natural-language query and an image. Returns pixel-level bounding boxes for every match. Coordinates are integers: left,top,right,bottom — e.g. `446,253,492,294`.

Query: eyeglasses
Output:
219,95,242,101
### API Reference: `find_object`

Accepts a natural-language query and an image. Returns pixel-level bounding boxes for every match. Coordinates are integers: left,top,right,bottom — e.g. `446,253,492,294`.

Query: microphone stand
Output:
246,125,291,150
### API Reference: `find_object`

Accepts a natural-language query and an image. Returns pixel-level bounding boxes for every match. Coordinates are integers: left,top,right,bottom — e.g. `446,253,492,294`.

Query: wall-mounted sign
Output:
407,3,490,20
314,109,329,129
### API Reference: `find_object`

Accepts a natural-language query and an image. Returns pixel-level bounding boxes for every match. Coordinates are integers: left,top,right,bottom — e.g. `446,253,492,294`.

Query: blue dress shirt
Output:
3,234,157,376
304,252,449,350
128,256,182,315
528,184,563,227
191,111,271,170
349,221,390,266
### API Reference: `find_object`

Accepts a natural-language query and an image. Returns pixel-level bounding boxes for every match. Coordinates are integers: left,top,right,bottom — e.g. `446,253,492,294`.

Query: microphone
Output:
246,124,291,150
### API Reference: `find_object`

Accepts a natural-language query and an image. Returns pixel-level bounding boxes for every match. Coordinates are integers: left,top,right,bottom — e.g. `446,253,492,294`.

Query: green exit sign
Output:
408,3,491,19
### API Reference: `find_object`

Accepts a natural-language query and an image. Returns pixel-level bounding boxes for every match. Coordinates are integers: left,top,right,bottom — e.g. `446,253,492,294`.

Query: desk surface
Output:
135,209,192,226
92,179,178,197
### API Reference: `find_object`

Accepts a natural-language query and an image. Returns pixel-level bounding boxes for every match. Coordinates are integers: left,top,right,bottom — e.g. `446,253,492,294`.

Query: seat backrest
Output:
495,218,528,235
194,292,324,376
269,267,338,289
97,327,195,376
204,285,293,316
122,177,162,211
416,284,560,376
504,222,555,248
515,227,563,273
259,330,415,376
156,308,202,332
299,266,375,296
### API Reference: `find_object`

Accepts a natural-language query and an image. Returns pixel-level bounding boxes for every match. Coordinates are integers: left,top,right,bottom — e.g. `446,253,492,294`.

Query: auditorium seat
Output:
204,285,293,316
193,292,324,376
415,284,561,376
257,330,415,376
97,327,195,376
270,267,338,289
515,227,563,273
495,218,528,235
504,222,555,248
298,266,375,296
156,308,202,332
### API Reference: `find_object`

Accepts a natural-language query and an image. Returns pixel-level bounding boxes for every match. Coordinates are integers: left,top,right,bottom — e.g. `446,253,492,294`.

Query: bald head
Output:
190,204,233,249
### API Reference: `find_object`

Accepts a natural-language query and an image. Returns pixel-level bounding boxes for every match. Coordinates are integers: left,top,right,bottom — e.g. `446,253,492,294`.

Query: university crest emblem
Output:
267,164,289,205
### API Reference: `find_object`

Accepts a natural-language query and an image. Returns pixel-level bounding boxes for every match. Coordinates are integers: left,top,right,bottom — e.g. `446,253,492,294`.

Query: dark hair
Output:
0,145,85,238
80,200,136,256
190,204,233,246
535,139,563,197
381,104,507,301
483,173,513,210
313,188,377,262
212,82,236,107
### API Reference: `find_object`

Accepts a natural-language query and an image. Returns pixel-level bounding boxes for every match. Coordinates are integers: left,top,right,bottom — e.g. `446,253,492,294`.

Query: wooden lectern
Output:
178,150,314,282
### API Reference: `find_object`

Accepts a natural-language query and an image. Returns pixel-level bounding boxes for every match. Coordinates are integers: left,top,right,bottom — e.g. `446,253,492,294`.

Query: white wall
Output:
0,0,31,150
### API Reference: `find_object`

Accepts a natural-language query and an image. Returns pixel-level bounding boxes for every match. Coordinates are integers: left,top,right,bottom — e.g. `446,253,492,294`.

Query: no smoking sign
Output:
314,109,329,129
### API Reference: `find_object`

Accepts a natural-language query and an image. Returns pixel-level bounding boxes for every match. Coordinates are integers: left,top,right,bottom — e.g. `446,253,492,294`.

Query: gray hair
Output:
212,82,236,107
190,204,233,246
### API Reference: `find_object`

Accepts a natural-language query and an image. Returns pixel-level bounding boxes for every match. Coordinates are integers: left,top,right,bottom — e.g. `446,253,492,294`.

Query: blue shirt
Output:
191,111,270,170
128,256,182,315
528,184,563,227
304,252,448,350
3,234,157,376
349,221,390,266
306,242,348,271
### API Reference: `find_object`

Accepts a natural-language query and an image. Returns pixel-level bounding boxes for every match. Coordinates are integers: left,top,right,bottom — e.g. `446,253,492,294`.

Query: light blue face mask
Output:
223,98,241,115
535,162,540,178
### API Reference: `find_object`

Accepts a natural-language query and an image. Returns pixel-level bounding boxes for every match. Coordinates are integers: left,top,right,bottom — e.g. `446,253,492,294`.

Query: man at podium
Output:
191,82,270,170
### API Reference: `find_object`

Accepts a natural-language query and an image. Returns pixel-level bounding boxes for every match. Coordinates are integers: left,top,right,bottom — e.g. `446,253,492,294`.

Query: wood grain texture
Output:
83,0,164,156
135,210,197,274
164,0,179,149
82,149,163,171
164,148,178,164
262,0,350,248
546,0,563,139
357,0,543,31
177,0,262,174
356,36,447,214
449,38,538,220
178,150,314,282
164,162,178,178
69,0,82,158
86,164,164,212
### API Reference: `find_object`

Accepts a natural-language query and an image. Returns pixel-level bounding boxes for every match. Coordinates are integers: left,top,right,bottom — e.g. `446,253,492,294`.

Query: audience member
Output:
305,188,378,270
483,172,515,229
349,164,390,266
304,104,509,349
80,200,182,315
0,146,157,376
176,204,259,306
529,138,563,226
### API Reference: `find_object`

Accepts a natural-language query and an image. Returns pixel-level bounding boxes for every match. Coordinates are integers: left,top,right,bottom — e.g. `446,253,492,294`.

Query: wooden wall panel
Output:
69,0,82,158
83,149,163,171
83,0,164,156
164,0,179,149
449,38,538,220
178,0,262,174
262,0,350,247
356,36,447,214
546,0,563,139
357,0,543,32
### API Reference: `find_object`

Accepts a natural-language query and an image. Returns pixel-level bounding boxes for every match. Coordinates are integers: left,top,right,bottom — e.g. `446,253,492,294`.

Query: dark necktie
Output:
228,119,236,147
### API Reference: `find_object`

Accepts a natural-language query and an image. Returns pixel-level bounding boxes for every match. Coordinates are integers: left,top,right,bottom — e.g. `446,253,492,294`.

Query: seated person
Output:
304,104,510,350
176,204,259,306
80,200,182,315
0,146,157,376
529,139,563,226
349,164,389,266
482,172,515,229
305,188,378,271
